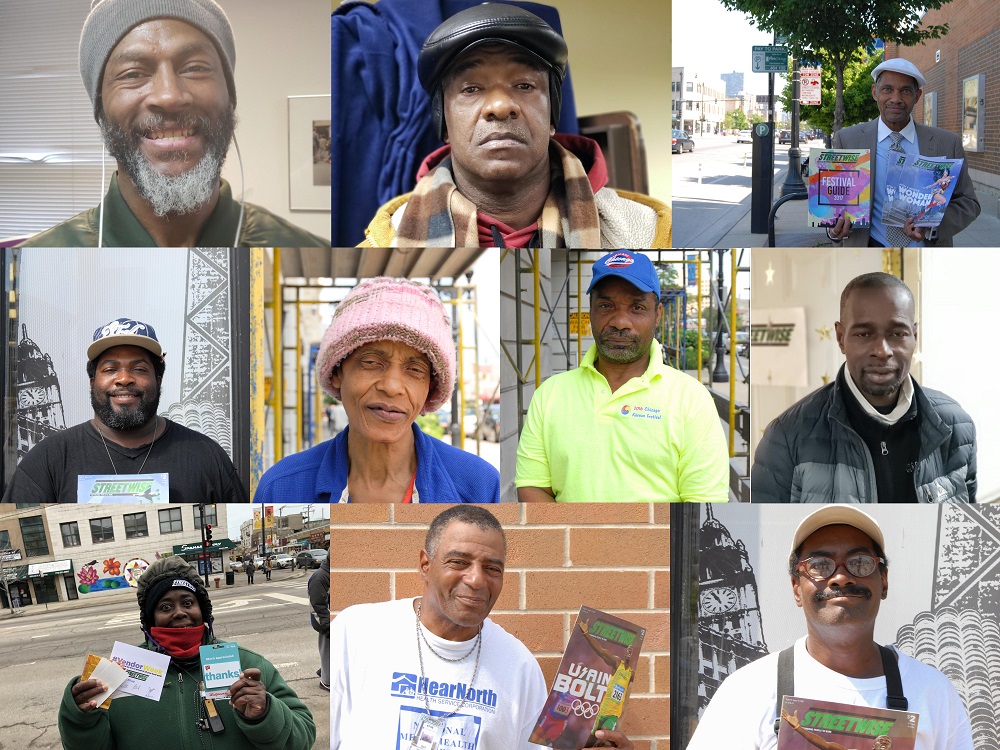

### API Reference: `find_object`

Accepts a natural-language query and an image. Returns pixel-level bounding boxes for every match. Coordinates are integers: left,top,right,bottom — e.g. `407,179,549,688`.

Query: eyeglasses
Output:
797,554,882,581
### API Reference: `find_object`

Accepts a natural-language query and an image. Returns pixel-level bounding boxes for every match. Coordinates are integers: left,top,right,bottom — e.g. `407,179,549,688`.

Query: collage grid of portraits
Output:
1,0,998,749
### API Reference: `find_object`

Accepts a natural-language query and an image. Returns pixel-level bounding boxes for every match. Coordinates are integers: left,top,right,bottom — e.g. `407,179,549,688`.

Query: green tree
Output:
718,0,951,131
725,109,750,131
781,50,881,133
653,262,680,291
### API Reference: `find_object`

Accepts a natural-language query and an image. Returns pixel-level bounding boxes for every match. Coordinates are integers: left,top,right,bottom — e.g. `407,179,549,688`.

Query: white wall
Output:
220,0,331,242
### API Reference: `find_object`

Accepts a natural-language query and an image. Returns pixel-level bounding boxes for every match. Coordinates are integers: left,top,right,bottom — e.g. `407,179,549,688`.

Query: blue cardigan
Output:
255,424,499,503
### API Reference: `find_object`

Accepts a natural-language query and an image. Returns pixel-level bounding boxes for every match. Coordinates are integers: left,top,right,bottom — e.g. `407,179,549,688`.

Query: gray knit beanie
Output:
79,0,237,122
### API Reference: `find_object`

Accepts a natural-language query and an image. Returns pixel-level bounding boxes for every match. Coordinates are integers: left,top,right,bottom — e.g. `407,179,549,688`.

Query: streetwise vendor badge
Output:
530,606,645,748
78,473,169,503
778,696,918,750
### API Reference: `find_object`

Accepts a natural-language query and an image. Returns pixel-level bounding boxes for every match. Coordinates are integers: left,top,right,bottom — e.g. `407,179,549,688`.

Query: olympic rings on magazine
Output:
571,699,599,718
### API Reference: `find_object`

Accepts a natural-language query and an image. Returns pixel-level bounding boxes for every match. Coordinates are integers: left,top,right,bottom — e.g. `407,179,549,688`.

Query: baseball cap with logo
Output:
789,505,886,557
88,318,162,361
587,250,660,295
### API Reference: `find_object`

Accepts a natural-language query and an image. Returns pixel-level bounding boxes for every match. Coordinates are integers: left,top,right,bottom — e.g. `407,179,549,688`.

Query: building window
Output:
19,516,48,557
686,82,694,92
159,508,183,534
60,522,81,547
194,505,218,530
0,529,9,549
123,513,148,539
89,517,115,544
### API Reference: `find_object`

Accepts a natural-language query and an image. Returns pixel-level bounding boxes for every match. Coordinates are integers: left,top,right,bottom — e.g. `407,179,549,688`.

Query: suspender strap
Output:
774,645,795,735
879,644,908,710
774,643,907,735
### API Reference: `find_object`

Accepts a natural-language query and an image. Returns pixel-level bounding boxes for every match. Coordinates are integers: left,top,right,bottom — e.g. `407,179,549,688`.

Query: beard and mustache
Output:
100,108,237,217
91,383,161,432
595,329,648,364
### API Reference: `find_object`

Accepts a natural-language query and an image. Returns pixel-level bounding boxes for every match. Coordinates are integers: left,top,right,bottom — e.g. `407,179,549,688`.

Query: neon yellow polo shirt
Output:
515,340,729,502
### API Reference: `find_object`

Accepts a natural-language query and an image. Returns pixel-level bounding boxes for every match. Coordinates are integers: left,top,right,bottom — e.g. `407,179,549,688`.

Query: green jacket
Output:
58,642,316,750
20,173,331,248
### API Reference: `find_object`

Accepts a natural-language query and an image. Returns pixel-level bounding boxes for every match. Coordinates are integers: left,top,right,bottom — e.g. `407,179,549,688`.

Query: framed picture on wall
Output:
288,94,331,211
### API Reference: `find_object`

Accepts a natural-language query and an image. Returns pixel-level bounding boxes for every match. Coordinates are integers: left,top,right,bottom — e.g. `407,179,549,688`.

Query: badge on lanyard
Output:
410,715,444,750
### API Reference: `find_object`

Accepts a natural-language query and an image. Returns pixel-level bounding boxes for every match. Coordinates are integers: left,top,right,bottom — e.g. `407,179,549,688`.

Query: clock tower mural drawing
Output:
15,324,66,458
697,505,768,712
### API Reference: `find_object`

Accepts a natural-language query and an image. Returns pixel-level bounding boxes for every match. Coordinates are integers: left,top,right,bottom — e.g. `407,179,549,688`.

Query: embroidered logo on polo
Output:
390,672,498,712
605,251,634,268
619,404,662,421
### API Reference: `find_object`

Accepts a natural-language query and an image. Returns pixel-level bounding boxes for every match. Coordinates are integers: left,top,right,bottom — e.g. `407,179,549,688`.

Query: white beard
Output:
122,150,223,217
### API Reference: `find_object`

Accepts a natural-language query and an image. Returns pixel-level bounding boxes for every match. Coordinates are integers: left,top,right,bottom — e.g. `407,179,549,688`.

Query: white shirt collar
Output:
844,368,915,425
877,116,917,145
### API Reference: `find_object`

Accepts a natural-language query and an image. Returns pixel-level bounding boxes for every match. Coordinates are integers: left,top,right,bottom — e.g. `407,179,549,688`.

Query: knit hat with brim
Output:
80,0,237,122
136,556,213,632
316,277,456,414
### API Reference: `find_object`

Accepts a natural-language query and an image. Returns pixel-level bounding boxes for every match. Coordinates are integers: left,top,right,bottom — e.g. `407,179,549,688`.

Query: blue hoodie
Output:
255,424,500,503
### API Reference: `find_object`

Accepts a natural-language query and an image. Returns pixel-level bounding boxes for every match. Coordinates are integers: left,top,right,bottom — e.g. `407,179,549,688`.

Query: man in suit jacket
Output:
828,58,980,247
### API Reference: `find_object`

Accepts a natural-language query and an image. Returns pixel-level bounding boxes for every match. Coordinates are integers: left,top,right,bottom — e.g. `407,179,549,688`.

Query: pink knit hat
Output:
316,278,456,413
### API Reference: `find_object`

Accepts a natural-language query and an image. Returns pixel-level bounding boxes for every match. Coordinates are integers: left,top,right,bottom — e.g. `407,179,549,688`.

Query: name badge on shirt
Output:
77,473,169,503
410,715,444,750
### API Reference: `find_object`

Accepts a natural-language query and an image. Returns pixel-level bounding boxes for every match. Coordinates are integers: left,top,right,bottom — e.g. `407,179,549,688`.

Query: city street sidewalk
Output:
0,566,307,621
712,166,1000,248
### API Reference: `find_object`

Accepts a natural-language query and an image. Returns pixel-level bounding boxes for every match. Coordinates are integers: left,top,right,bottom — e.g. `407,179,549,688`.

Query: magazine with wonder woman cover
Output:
881,153,964,228
529,607,645,749
777,696,918,750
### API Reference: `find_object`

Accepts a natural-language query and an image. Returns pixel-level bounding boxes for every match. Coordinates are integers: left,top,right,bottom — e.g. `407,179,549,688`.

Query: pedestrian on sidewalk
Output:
246,561,255,585
58,556,316,749
265,557,273,582
308,551,330,691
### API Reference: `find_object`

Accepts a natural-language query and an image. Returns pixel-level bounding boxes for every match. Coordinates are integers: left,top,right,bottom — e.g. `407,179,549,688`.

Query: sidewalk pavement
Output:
712,166,1000,248
0,567,308,621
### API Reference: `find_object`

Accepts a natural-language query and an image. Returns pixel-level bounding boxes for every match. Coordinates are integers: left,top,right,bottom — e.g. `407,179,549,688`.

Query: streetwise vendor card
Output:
777,696,918,750
78,473,169,503
200,642,242,700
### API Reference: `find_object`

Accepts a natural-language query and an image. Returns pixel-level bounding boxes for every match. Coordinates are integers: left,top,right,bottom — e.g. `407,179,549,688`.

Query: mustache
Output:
814,586,872,601
132,113,211,138
108,387,143,397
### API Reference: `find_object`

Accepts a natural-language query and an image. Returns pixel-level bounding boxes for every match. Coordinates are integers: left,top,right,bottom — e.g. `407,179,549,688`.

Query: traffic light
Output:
204,524,213,548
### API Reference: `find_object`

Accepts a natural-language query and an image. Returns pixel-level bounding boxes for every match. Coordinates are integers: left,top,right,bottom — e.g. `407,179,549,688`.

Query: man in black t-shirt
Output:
2,317,247,503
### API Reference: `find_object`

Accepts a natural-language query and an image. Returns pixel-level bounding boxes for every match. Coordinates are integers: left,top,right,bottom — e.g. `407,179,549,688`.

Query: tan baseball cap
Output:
790,506,885,557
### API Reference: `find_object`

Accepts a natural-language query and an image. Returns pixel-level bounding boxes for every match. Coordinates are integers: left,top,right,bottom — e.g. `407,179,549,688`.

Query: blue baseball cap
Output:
587,251,660,295
87,318,162,361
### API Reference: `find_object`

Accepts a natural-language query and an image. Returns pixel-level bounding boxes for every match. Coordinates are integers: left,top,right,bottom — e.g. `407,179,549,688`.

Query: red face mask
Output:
150,625,205,659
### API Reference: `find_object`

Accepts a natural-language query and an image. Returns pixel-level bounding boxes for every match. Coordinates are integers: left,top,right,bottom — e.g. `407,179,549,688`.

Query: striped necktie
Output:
885,133,910,247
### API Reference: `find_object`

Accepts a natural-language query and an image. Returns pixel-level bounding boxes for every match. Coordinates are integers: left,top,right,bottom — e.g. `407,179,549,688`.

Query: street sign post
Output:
752,45,789,73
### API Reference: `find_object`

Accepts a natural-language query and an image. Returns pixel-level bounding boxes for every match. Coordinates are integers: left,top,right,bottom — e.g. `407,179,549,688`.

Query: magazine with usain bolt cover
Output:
529,607,645,748
777,696,918,750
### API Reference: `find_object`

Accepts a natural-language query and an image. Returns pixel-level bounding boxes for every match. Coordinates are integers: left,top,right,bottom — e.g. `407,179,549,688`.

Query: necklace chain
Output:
97,417,158,475
414,598,481,722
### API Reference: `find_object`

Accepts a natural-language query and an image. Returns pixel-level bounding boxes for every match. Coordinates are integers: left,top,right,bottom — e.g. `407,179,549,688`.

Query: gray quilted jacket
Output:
752,367,976,503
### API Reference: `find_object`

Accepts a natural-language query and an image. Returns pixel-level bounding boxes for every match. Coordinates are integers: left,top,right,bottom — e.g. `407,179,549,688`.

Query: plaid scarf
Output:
394,139,601,248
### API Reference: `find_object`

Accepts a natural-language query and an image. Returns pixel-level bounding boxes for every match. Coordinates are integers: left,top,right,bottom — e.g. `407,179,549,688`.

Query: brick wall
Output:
887,0,1000,183
331,503,670,750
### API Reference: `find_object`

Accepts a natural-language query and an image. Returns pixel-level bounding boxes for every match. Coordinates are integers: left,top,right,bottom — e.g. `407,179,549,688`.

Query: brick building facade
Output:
331,503,670,750
887,0,1000,198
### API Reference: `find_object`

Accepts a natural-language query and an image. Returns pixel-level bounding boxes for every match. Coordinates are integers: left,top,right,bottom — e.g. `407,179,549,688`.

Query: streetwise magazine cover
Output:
807,148,872,228
777,696,918,750
882,154,964,228
529,607,645,749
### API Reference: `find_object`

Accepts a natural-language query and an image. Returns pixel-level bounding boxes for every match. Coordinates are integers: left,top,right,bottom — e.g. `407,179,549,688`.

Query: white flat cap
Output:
872,58,926,88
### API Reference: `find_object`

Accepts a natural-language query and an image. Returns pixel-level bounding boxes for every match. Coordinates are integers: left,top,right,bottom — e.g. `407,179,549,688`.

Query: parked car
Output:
295,549,327,569
230,559,245,572
778,129,792,144
736,130,753,144
671,129,695,153
271,553,295,569
252,556,265,568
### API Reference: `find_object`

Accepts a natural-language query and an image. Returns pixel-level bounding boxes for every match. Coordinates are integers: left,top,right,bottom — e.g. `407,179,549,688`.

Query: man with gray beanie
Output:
827,57,979,248
20,0,330,248
58,555,316,749
361,2,671,248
